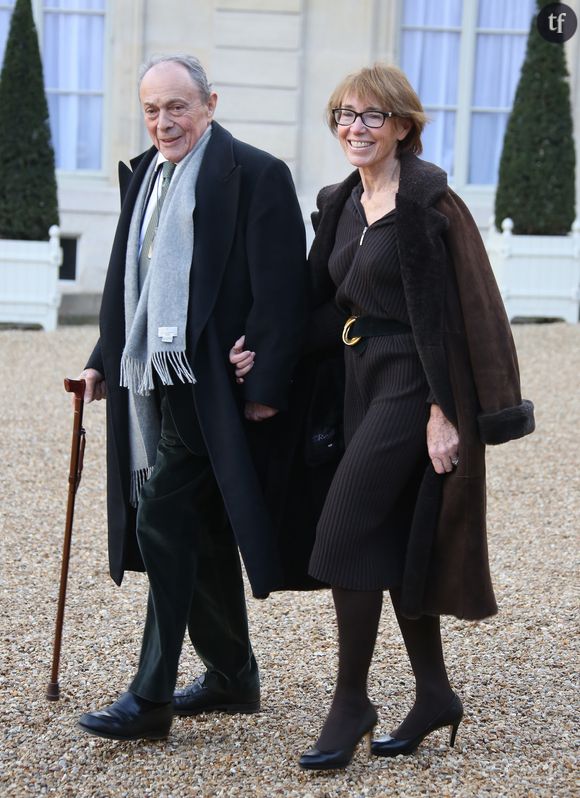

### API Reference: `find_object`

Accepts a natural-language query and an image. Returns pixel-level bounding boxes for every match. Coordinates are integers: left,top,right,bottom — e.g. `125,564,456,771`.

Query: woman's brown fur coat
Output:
307,154,535,620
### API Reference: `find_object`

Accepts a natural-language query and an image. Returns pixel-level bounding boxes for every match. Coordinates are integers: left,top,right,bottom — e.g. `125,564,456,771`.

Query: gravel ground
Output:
0,323,578,798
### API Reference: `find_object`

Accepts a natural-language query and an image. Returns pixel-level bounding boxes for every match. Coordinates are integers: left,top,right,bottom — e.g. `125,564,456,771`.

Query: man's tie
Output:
138,161,176,290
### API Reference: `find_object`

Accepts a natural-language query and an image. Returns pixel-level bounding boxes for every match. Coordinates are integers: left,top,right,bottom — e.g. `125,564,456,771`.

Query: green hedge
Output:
494,0,575,235
0,0,59,241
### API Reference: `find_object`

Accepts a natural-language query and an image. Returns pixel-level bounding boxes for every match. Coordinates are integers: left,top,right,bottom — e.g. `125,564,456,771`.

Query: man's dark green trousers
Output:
129,383,259,703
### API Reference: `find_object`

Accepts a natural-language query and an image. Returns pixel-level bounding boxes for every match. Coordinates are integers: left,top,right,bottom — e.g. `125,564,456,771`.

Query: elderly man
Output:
77,55,307,741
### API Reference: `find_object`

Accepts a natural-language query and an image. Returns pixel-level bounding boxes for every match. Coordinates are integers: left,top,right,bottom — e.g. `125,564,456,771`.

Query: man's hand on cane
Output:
78,368,106,403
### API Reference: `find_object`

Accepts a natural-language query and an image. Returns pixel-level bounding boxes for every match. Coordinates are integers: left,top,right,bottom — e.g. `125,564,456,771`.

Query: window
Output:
0,0,106,172
400,0,536,187
43,0,106,171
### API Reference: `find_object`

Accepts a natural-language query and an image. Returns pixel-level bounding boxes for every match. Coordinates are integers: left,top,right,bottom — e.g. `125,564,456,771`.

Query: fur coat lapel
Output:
395,154,457,423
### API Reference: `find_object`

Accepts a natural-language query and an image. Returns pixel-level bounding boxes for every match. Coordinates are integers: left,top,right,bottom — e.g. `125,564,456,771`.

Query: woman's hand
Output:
229,335,255,384
78,368,106,402
427,404,459,474
244,402,278,422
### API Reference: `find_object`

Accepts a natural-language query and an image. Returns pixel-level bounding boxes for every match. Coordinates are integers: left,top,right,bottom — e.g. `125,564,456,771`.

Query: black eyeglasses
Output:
332,108,395,128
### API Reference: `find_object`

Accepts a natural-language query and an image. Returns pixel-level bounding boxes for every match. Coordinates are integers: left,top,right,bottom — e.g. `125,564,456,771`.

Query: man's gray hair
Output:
138,55,212,102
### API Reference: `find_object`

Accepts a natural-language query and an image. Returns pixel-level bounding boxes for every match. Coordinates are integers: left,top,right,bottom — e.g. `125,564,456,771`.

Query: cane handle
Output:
64,378,86,399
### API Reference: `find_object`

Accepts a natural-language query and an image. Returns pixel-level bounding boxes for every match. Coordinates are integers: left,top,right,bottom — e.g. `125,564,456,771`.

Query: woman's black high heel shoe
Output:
299,705,378,771
371,693,463,758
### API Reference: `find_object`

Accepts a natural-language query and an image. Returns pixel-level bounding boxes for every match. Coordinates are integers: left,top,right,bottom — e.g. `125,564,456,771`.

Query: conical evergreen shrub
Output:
0,0,59,240
494,0,575,235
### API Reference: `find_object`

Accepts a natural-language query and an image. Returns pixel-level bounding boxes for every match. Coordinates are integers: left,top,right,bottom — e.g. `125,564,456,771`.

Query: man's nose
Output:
157,108,173,129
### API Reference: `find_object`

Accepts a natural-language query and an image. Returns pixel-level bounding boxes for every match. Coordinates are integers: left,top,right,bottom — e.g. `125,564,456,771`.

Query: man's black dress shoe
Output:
78,691,173,741
173,673,260,716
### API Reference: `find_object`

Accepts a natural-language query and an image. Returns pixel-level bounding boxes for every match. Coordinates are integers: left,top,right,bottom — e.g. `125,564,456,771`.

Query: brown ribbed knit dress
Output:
308,184,431,590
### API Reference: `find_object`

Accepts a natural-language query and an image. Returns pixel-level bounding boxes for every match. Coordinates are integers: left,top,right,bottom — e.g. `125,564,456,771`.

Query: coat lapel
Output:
121,148,157,216
395,154,457,421
308,171,359,305
395,154,449,347
103,148,157,322
112,148,157,267
188,123,241,354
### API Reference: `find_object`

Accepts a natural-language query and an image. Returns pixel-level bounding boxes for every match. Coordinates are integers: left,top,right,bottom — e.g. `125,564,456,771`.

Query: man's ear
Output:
207,92,218,118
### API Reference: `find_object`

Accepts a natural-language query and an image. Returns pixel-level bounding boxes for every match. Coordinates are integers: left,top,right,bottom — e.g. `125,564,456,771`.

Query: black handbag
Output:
304,354,345,467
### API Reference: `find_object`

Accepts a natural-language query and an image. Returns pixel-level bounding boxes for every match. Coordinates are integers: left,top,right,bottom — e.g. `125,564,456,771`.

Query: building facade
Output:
1,0,580,312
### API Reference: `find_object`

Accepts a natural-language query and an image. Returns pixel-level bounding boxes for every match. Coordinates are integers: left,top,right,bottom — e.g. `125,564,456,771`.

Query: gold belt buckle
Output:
342,316,362,346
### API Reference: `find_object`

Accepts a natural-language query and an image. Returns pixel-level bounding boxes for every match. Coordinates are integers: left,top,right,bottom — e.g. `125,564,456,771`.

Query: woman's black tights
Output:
315,585,455,751
315,587,382,752
389,587,455,739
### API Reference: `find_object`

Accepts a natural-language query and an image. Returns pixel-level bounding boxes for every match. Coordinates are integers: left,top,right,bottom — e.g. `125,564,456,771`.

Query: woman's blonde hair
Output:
326,63,428,154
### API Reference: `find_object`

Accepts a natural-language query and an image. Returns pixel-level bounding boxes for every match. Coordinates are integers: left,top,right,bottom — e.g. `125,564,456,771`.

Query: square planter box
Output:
0,225,62,331
486,218,580,324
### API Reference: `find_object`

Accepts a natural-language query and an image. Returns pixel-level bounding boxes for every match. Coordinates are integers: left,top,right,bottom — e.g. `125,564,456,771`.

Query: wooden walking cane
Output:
46,378,86,700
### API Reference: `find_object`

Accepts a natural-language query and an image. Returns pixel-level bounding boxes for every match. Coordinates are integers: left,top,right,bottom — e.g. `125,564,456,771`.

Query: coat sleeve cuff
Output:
477,399,535,445
243,380,289,413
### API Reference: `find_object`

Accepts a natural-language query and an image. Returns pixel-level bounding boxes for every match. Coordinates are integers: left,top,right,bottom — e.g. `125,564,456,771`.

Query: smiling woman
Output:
298,62,534,772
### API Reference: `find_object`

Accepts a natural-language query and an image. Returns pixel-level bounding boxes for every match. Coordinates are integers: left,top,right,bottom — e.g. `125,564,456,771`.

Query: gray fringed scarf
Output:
121,126,211,505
